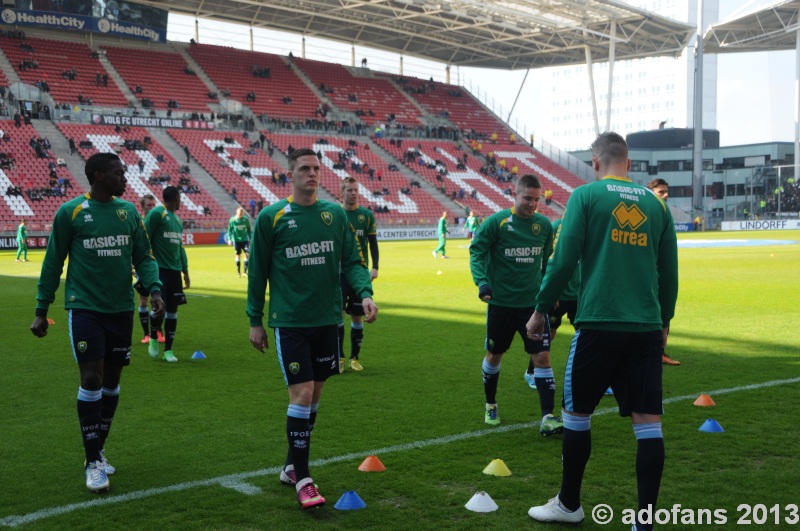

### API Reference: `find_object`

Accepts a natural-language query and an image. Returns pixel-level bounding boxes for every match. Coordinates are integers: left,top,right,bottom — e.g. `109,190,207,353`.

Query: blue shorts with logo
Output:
485,304,550,355
274,325,340,385
68,309,133,366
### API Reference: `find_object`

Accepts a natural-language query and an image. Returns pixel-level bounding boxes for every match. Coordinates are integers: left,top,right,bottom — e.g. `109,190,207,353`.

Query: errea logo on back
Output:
611,202,648,246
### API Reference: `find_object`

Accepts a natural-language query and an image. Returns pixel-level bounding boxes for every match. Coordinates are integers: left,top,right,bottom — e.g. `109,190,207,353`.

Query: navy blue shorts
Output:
563,328,663,417
274,326,340,385
233,241,249,255
485,304,550,355
68,309,133,366
159,268,186,308
549,299,578,330
340,274,365,316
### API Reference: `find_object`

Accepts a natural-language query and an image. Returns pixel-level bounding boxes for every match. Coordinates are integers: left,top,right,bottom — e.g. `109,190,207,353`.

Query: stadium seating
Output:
56,123,229,227
187,44,320,119
167,129,289,217
374,138,518,218
0,32,593,233
488,143,585,207
294,59,424,127
102,46,213,114
379,74,509,137
268,134,450,224
0,120,78,232
0,36,128,107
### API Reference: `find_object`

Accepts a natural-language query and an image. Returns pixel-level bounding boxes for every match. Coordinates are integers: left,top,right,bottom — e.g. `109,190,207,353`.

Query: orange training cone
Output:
358,455,386,472
47,318,55,325
694,394,716,407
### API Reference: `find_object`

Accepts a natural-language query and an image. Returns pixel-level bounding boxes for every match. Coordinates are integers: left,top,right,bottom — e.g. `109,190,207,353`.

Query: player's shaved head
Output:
591,132,628,166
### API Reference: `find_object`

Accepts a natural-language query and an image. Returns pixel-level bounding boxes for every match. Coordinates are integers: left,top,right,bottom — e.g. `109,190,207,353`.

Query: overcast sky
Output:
166,0,796,149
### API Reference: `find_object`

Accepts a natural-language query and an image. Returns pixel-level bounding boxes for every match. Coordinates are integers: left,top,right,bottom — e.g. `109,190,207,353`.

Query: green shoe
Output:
162,350,178,363
485,405,500,426
148,338,159,359
540,414,564,436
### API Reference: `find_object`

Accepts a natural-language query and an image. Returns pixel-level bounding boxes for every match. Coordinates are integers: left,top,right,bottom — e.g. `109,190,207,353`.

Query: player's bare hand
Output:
362,298,378,323
662,327,670,350
250,326,269,351
183,272,191,290
150,292,166,319
227,240,233,247
370,268,378,281
30,316,48,337
526,310,545,339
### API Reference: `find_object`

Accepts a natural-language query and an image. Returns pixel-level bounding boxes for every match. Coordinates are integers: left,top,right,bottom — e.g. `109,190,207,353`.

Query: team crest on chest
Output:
532,223,540,235
116,209,128,222
321,212,333,225
358,214,365,224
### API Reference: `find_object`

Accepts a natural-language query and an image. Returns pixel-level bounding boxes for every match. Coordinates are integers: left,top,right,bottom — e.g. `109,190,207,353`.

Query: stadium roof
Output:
140,0,696,70
703,0,800,53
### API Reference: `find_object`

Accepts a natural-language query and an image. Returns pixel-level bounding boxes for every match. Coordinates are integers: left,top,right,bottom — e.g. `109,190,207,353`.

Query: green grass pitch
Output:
2,230,799,529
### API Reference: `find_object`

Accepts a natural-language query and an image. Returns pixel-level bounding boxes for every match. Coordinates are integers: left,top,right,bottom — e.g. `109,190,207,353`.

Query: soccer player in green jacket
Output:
227,207,252,277
465,212,478,241
145,186,190,363
134,194,159,344
432,211,449,258
646,178,681,366
526,132,678,529
15,218,27,261
30,153,165,492
247,148,377,510
470,174,562,436
338,177,379,372
524,217,580,389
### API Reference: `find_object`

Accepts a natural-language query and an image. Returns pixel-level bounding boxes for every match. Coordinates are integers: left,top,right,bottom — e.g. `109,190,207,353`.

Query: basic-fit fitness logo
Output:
611,202,648,246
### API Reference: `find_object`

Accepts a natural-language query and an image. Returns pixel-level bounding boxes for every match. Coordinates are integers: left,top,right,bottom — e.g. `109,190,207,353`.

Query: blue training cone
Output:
334,490,366,510
699,418,724,433
191,351,206,359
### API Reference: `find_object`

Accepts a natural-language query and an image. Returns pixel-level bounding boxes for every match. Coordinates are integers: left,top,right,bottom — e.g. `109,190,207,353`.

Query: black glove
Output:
478,284,493,301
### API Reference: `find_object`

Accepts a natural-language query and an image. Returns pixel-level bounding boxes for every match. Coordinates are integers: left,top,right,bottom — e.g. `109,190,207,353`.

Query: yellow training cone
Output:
482,458,512,476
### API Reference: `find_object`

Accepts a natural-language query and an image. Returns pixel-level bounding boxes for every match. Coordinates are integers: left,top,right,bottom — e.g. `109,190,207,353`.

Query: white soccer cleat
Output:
85,461,110,492
528,495,585,523
86,449,116,476
99,449,116,475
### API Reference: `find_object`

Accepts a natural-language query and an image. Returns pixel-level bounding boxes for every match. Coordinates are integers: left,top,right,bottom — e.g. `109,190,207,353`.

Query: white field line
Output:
3,376,799,527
